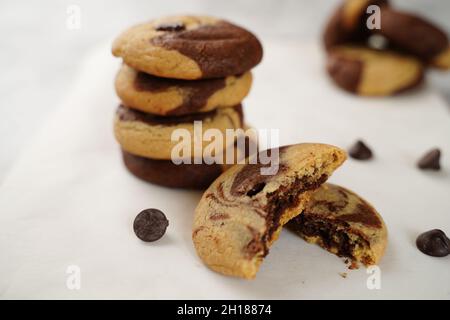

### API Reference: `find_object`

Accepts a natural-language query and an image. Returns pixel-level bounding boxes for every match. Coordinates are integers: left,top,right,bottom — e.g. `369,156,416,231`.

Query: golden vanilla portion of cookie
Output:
432,47,450,70
327,45,424,96
112,15,263,80
193,143,347,279
287,183,387,267
115,64,253,116
114,104,244,160
323,0,389,50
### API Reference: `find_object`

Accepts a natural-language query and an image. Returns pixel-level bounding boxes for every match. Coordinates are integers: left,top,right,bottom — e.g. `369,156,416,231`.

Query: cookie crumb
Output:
339,272,348,278
348,261,359,270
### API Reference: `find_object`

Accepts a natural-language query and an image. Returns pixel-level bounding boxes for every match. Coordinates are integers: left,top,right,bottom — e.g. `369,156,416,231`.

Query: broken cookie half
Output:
287,183,388,267
192,143,346,279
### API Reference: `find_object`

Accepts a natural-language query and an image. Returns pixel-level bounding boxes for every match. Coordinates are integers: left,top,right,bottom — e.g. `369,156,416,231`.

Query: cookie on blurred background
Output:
323,0,449,95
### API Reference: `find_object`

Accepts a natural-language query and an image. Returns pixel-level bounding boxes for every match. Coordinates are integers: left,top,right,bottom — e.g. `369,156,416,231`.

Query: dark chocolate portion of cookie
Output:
417,148,441,171
117,104,217,125
229,147,293,197
241,174,330,258
151,21,263,78
133,208,169,242
155,22,185,32
377,8,448,61
327,53,363,93
416,229,450,257
229,148,331,257
133,72,227,116
287,214,371,263
262,174,329,248
230,163,275,197
122,150,223,190
117,104,242,126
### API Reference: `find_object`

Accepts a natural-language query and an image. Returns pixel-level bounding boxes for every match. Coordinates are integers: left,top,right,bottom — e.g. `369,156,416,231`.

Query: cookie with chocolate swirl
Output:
112,15,263,79
115,64,252,116
287,183,388,267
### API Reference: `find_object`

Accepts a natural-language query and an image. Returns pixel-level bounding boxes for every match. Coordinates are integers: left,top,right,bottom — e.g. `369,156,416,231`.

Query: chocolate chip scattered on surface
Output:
416,229,450,257
133,209,169,242
349,140,373,160
417,148,441,171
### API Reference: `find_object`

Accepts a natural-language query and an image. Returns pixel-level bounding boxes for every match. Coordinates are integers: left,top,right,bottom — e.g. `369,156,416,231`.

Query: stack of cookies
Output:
323,0,450,96
111,16,263,189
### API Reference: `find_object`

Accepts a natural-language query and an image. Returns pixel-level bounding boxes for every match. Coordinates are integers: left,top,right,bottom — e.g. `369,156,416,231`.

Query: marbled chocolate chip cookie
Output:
112,15,263,79
287,183,387,267
192,143,346,279
327,45,424,96
115,64,252,116
114,104,244,160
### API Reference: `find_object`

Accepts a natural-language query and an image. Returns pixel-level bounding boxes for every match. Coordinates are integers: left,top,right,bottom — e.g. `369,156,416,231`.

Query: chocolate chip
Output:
416,229,450,257
155,22,185,32
133,209,169,242
417,148,441,170
349,140,373,160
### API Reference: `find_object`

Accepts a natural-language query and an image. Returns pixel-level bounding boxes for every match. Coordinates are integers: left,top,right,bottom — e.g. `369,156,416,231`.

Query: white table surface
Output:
0,40,449,299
